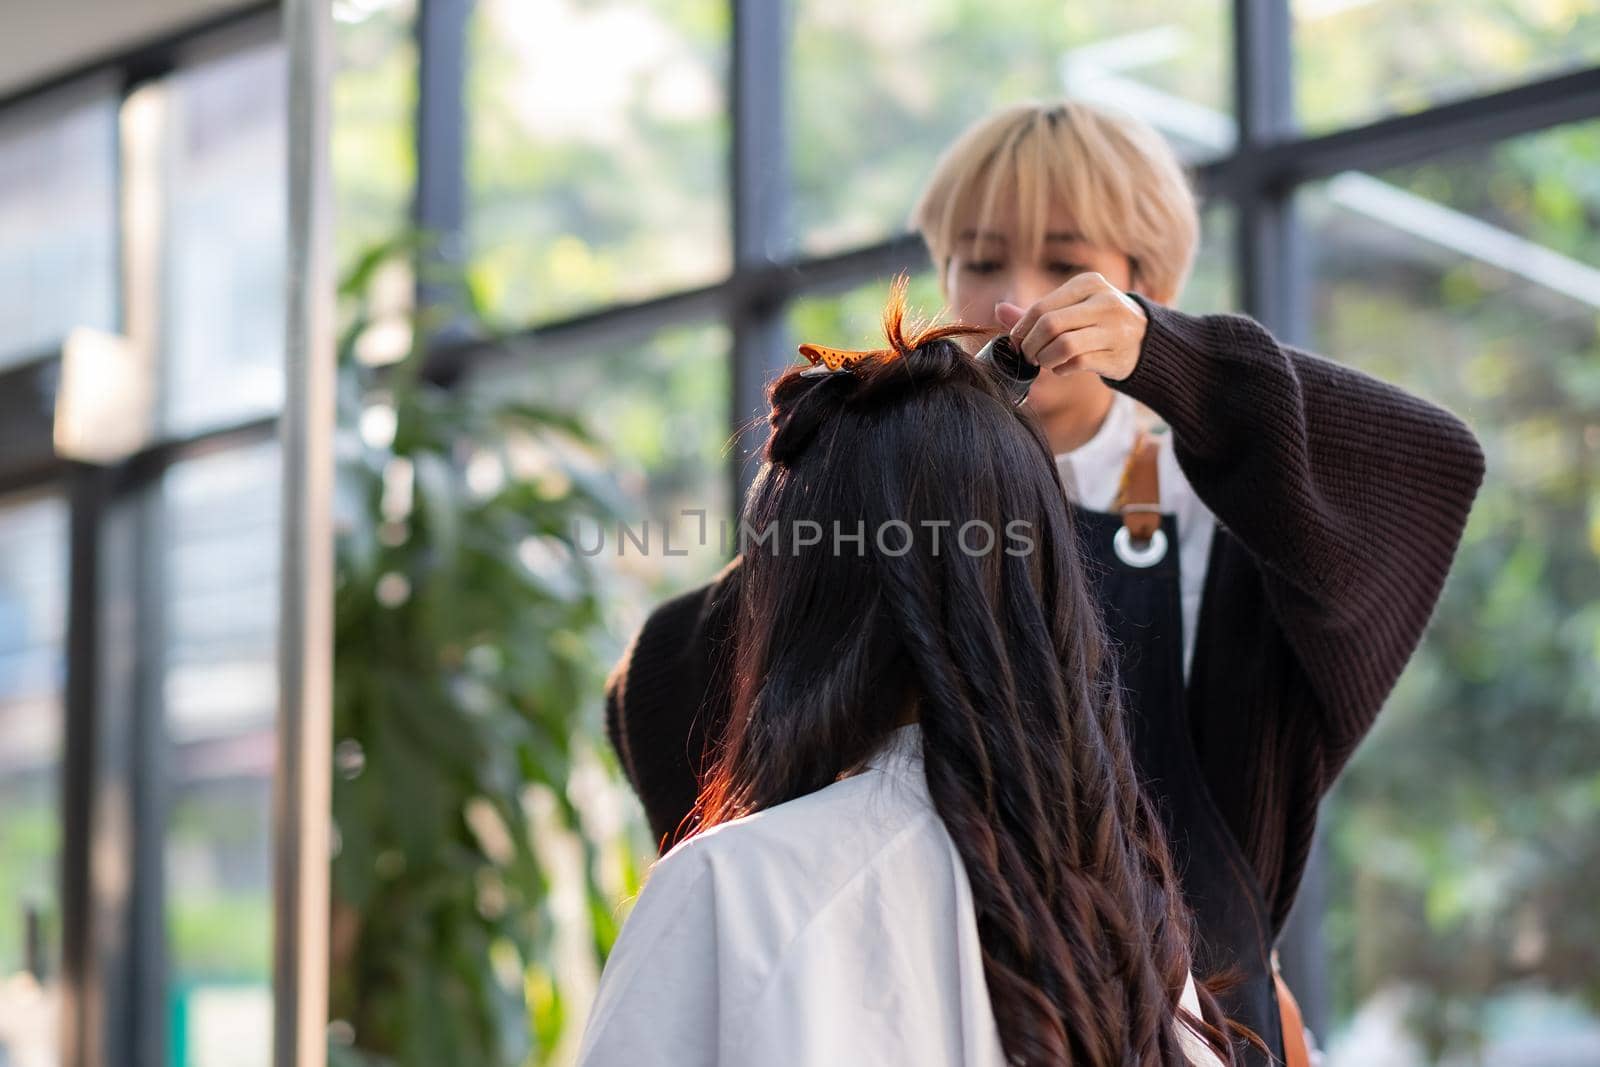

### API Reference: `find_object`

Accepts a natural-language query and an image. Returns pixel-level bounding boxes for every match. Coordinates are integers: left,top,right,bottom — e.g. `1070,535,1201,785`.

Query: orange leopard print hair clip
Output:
794,273,979,377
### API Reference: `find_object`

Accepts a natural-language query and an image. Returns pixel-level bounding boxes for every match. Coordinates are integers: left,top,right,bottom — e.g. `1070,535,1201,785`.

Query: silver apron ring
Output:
1112,525,1168,568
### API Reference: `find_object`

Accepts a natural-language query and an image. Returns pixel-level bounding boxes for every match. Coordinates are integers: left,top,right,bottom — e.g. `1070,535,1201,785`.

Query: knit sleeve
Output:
1114,295,1485,769
603,637,642,797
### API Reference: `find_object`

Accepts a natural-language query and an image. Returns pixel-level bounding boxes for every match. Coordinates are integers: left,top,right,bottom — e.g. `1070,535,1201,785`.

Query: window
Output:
1185,203,1237,314
0,14,290,1066
470,322,734,604
1304,119,1600,1060
334,0,419,274
789,273,946,350
466,0,731,328
0,494,68,1067
1060,0,1235,161
790,0,1233,259
163,41,289,436
161,443,281,1067
0,84,116,370
1294,0,1600,133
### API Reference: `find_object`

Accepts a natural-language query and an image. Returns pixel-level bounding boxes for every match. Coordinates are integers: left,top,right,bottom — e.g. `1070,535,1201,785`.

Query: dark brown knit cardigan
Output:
602,295,1486,936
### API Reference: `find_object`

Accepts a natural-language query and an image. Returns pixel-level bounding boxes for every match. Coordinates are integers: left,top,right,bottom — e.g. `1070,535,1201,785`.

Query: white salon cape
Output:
575,722,1223,1067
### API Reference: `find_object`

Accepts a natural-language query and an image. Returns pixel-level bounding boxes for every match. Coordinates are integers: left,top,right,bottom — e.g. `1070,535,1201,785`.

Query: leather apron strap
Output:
1273,953,1313,1067
1112,428,1163,542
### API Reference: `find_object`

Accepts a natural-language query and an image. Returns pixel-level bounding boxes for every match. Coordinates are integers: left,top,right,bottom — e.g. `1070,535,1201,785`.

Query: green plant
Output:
329,239,639,1066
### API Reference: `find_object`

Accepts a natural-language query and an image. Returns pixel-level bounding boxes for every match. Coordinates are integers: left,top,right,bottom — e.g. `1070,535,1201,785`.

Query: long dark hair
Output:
690,276,1237,1065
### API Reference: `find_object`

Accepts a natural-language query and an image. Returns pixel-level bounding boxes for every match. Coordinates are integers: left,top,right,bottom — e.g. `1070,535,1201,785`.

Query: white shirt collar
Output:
1054,392,1140,511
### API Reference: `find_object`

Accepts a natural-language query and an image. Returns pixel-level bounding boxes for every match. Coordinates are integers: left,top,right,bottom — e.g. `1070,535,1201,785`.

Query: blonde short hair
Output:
909,100,1199,304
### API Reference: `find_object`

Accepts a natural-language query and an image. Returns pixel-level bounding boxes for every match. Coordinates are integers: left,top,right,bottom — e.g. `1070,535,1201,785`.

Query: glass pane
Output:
333,0,417,274
1294,0,1600,134
791,0,1232,257
1303,120,1600,1062
162,442,280,1067
789,272,946,352
466,0,730,328
0,85,116,370
0,495,67,1067
1182,201,1236,314
163,41,288,436
472,322,733,606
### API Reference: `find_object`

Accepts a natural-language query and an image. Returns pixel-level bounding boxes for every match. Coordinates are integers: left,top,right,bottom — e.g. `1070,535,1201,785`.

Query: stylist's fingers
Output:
1016,301,1102,366
1038,327,1115,375
994,301,1025,331
1008,273,1150,380
1006,273,1103,356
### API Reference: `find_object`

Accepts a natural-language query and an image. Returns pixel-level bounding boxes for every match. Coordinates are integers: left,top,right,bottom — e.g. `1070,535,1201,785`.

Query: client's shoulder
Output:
645,756,943,927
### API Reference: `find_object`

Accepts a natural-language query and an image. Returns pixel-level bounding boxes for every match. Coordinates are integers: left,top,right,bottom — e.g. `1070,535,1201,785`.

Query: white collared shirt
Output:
1055,392,1218,682
577,723,1222,1067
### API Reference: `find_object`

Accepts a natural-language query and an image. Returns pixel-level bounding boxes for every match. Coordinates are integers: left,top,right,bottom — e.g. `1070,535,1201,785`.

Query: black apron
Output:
1071,503,1283,1067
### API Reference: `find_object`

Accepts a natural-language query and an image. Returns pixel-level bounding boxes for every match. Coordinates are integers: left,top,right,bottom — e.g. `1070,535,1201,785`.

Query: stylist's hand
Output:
994,272,1148,382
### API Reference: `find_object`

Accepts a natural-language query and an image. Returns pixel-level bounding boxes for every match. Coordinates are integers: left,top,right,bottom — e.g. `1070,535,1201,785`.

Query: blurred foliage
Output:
329,238,644,1067
789,271,948,350
1308,120,1600,1059
1294,0,1600,134
0,793,57,974
457,0,1233,326
165,788,274,985
462,323,734,600
169,897,273,980
334,0,418,277
790,0,1228,256
465,0,730,327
